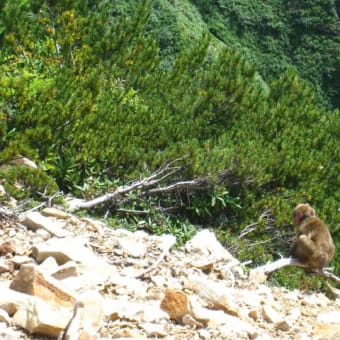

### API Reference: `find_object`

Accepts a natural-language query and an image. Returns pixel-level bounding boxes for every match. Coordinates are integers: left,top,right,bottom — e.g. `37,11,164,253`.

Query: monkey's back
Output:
297,216,335,268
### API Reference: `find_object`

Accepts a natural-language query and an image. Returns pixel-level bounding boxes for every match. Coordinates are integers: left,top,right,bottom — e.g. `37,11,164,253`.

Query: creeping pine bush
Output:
0,166,58,201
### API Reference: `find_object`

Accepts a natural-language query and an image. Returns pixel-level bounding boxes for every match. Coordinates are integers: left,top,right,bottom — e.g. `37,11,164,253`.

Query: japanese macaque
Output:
290,203,335,273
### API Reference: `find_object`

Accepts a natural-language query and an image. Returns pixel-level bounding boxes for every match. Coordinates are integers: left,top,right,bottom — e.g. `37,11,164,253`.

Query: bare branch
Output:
115,208,150,215
254,257,307,273
66,157,208,211
251,257,340,285
146,176,212,196
238,209,274,240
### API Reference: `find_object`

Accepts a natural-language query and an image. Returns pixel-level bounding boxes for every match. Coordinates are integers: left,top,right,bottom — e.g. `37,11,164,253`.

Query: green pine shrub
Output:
0,165,58,201
0,0,338,290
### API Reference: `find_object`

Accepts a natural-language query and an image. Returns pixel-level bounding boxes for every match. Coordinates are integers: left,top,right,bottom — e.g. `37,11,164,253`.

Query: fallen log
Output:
251,257,340,285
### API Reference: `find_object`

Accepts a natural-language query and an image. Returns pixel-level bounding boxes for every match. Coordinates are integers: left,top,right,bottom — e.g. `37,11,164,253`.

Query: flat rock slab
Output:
22,211,70,238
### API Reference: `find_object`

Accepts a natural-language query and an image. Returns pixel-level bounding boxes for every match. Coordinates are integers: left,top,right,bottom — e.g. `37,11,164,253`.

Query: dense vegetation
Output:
0,1,339,289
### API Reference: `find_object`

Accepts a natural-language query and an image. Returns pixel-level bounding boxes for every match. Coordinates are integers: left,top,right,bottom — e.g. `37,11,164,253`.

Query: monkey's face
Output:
293,203,315,225
293,210,305,225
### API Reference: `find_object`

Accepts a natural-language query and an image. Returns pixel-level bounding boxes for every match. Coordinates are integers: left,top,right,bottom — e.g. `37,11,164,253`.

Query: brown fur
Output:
290,203,335,273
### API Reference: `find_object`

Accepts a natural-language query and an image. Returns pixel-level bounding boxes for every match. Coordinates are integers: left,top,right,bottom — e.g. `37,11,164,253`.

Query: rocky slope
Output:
0,204,339,340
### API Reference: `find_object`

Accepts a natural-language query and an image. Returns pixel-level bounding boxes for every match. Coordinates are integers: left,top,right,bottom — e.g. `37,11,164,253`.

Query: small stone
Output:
198,328,211,339
276,320,290,331
262,304,283,324
262,304,289,331
182,314,203,328
0,241,16,255
248,269,268,285
8,230,16,237
35,228,51,240
248,309,259,320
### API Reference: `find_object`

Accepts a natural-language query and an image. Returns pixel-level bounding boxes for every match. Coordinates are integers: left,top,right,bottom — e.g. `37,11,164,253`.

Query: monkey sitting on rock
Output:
290,203,335,273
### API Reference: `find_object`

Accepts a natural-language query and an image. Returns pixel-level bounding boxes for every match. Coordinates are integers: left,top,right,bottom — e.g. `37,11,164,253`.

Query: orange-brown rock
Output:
0,240,16,255
10,263,76,307
160,289,191,323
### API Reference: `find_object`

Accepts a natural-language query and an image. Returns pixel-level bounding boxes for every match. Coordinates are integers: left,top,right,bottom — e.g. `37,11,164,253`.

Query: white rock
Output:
103,297,168,323
11,255,35,266
154,234,177,251
198,328,211,339
13,298,72,337
0,309,11,325
0,259,11,273
111,276,147,298
190,296,257,337
262,304,283,323
0,287,38,315
186,230,237,261
190,296,230,326
51,261,79,280
139,322,167,337
317,311,340,324
262,304,289,331
301,293,330,307
286,307,301,325
22,212,69,238
8,229,16,237
39,256,59,275
61,259,115,292
118,237,146,258
0,324,19,340
248,269,268,285
184,274,240,316
79,217,105,234
78,290,104,329
35,228,51,240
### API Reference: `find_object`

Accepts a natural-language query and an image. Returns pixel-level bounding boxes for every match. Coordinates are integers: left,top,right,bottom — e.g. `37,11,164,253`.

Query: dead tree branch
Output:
251,257,340,285
67,157,211,211
238,209,274,240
